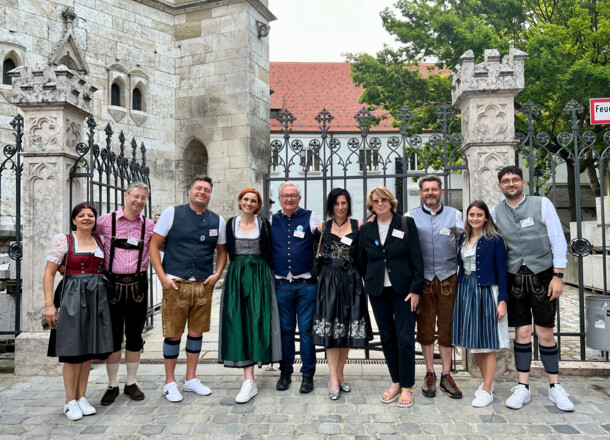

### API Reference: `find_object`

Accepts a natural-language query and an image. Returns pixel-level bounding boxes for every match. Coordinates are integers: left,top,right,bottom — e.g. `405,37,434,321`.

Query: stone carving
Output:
65,121,81,150
475,150,508,206
49,7,89,73
28,116,57,151
474,103,509,141
10,65,97,113
451,48,528,107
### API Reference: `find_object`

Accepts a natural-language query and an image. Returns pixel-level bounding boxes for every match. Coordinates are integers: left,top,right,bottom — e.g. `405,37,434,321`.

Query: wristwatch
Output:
553,272,564,279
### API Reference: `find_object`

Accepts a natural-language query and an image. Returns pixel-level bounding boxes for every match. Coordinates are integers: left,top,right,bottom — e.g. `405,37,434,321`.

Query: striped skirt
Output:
452,272,509,352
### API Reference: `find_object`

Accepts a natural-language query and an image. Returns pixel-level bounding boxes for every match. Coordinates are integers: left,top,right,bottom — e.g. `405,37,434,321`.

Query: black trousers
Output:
107,273,148,353
369,287,416,388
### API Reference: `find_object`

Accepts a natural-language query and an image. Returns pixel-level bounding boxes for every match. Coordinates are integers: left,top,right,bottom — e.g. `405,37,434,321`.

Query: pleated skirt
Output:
451,272,509,352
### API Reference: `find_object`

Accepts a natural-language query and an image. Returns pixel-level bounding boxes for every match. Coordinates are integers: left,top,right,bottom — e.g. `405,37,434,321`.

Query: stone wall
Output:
0,0,275,218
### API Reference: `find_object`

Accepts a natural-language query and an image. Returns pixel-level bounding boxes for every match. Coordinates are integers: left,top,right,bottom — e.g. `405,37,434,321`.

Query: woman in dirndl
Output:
452,200,509,408
218,188,281,403
313,188,373,400
43,203,114,420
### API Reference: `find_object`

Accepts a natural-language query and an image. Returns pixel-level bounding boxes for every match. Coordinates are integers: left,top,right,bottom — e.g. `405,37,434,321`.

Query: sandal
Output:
380,386,401,404
397,389,414,408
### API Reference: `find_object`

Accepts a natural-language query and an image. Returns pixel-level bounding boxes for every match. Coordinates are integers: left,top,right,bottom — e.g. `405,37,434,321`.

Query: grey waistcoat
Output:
494,196,553,274
409,205,460,281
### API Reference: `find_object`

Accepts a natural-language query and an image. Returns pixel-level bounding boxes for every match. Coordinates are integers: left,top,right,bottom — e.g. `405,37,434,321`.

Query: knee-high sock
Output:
514,341,532,373
539,343,559,375
126,362,139,386
106,362,120,387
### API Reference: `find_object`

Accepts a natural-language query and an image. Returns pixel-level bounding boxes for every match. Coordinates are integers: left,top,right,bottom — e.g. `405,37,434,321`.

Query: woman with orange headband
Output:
218,188,281,403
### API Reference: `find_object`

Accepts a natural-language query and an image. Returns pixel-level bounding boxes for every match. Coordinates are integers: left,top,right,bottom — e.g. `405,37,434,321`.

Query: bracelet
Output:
44,303,54,307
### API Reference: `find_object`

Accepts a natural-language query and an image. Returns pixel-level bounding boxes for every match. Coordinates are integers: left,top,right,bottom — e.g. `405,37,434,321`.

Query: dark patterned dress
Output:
312,219,373,348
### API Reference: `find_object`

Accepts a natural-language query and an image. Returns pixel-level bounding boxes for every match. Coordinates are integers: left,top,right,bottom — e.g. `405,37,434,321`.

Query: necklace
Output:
333,217,349,233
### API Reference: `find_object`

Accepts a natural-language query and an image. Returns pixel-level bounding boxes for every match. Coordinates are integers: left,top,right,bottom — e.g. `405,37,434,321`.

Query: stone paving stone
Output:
80,424,109,434
318,423,342,435
0,415,27,425
366,422,397,435
164,423,193,435
480,414,507,423
346,414,370,424
396,423,423,434
343,423,366,435
553,424,580,434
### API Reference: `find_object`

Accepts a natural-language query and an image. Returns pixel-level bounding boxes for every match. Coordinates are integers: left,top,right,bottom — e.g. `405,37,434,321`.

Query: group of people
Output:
43,165,574,421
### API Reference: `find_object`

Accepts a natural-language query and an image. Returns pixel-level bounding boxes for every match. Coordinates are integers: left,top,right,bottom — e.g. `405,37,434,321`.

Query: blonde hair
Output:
366,186,398,213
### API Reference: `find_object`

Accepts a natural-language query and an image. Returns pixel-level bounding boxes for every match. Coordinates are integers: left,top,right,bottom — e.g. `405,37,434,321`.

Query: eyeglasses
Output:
127,194,148,201
279,194,300,199
372,198,389,205
500,178,523,185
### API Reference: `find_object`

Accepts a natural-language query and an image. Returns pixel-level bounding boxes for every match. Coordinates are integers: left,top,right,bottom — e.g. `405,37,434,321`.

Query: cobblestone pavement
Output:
1,285,609,439
0,363,609,439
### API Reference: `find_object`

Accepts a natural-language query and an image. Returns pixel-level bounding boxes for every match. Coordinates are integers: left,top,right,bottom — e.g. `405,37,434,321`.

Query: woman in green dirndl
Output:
218,187,281,403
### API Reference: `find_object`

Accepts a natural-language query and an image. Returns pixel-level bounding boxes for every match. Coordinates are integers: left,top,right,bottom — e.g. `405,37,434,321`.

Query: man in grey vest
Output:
150,175,227,403
408,175,463,399
492,165,573,411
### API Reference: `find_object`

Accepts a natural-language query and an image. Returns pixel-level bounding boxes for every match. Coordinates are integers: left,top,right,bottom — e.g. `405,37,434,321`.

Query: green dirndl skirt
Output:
218,254,281,367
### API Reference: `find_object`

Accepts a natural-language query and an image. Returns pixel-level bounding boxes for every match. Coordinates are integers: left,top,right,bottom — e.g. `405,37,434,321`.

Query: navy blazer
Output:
358,213,424,297
457,233,508,302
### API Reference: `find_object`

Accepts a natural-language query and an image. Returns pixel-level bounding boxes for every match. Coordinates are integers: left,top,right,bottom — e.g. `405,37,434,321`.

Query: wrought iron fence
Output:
515,99,610,362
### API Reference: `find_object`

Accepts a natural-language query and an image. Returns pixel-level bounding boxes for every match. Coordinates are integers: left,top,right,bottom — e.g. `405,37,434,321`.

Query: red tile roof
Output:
269,62,443,133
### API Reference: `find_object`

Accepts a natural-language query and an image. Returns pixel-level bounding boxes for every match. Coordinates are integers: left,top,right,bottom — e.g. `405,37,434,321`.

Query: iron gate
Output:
0,113,157,338
265,100,610,363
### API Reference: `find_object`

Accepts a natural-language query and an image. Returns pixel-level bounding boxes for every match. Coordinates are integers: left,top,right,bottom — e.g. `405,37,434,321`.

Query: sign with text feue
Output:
590,98,610,125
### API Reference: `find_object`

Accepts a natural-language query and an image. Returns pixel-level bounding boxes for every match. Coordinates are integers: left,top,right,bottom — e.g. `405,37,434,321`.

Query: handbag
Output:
311,221,327,278
41,238,69,330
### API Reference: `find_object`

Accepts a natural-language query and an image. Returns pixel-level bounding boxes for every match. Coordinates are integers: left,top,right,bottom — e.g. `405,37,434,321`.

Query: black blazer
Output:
358,213,424,297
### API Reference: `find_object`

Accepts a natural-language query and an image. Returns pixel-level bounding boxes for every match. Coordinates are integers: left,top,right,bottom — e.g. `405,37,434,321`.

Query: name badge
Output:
520,217,535,228
294,230,305,238
391,229,405,239
94,249,104,258
440,227,451,236
209,229,218,237
127,237,139,246
463,248,475,257
340,236,353,246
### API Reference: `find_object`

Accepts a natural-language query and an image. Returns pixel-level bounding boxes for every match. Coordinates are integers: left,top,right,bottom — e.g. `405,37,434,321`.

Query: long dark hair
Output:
326,188,352,219
71,203,98,231
464,200,501,242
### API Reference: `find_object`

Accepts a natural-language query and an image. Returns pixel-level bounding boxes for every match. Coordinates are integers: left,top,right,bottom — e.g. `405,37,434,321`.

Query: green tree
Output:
347,0,610,218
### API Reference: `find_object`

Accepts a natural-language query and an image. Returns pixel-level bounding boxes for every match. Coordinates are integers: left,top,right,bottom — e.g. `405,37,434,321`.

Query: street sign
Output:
590,98,610,125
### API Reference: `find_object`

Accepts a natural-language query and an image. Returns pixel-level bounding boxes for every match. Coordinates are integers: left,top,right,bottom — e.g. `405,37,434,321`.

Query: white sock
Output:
106,362,120,387
126,362,139,386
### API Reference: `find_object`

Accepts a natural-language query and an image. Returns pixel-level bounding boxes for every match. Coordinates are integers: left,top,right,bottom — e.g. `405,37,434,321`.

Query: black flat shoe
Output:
124,383,145,401
101,386,119,406
300,376,314,393
276,371,292,391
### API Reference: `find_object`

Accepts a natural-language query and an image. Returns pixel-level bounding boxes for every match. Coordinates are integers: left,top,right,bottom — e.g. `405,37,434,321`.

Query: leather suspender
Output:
108,211,147,274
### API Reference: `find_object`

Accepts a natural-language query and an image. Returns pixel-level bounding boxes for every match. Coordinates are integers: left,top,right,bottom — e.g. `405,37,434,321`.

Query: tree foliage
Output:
347,0,610,205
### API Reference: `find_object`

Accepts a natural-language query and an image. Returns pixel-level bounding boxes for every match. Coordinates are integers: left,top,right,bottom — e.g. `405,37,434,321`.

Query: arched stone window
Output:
132,87,142,111
111,82,122,107
3,58,16,85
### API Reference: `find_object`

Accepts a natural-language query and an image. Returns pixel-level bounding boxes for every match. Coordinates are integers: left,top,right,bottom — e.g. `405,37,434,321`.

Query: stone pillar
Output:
10,65,96,375
452,48,528,209
451,48,527,378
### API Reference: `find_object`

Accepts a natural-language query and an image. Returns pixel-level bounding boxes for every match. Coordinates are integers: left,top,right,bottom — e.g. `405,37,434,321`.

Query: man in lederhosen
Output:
96,181,156,405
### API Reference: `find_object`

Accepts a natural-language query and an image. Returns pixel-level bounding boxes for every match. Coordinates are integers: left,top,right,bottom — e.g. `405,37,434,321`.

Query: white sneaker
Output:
183,378,212,396
77,397,96,416
63,400,83,421
235,380,258,403
475,382,494,396
163,382,183,402
472,389,494,407
548,384,575,412
506,384,531,409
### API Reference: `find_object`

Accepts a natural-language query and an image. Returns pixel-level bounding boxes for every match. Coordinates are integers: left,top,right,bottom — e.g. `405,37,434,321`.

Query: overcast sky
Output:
267,0,401,62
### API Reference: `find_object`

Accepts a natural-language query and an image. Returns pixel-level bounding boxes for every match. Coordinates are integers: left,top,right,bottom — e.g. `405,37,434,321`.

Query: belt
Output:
284,277,315,284
464,269,473,275
105,271,147,284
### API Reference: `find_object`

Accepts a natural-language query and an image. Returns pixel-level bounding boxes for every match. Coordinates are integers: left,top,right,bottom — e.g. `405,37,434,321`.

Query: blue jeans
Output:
275,278,317,377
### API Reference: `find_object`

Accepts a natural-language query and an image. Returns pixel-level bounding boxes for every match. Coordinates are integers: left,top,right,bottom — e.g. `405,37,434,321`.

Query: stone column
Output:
451,48,527,378
11,65,96,375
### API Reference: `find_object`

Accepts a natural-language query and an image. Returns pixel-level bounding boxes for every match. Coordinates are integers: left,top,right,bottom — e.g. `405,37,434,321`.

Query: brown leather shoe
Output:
421,372,437,397
124,383,145,401
440,374,463,399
